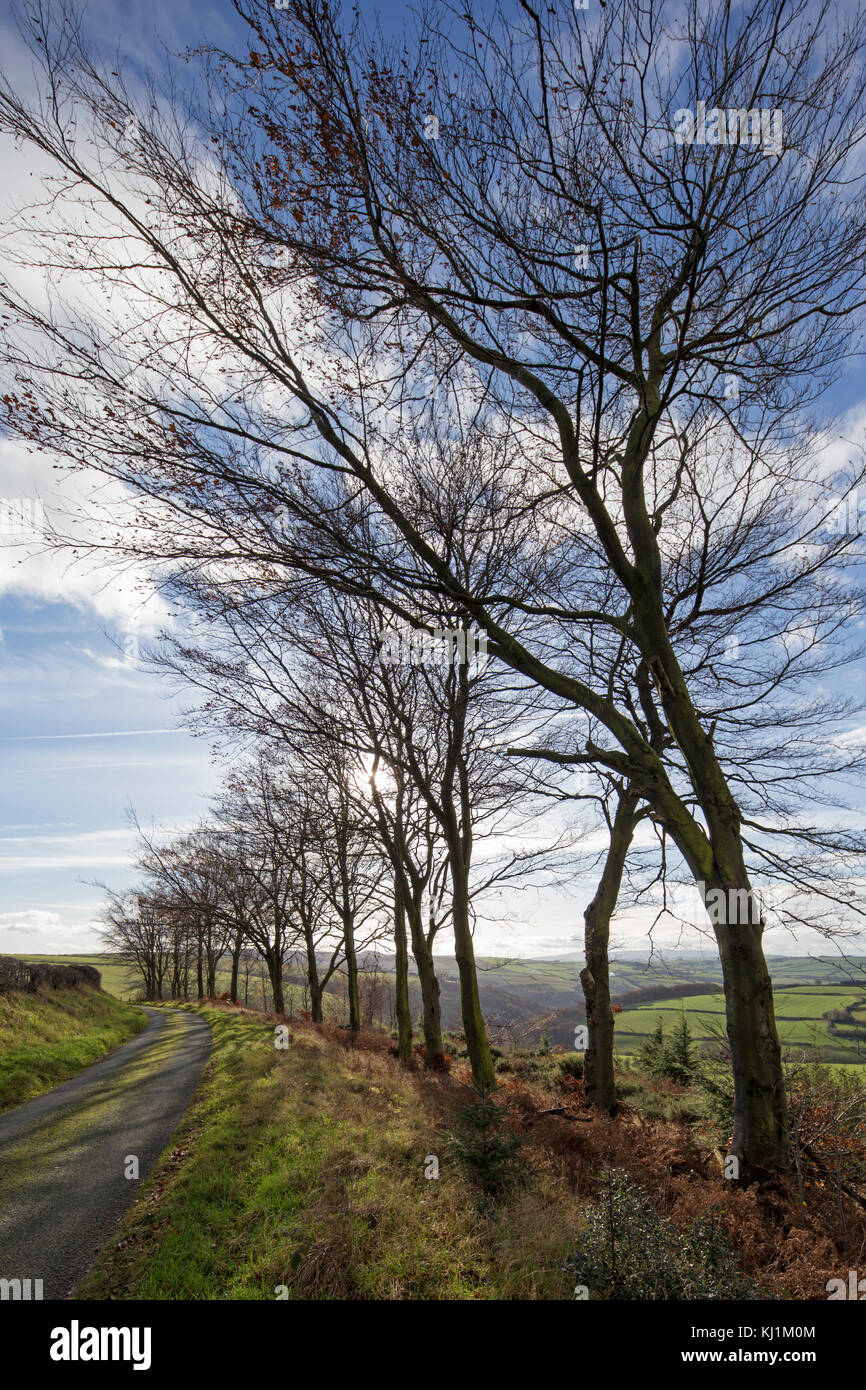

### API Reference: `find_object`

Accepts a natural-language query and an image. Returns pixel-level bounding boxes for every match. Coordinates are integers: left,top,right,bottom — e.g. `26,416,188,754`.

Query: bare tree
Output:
99,888,172,1000
4,0,866,1171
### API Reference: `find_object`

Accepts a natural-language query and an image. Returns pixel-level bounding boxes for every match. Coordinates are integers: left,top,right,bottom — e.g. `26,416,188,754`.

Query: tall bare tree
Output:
4,0,866,1171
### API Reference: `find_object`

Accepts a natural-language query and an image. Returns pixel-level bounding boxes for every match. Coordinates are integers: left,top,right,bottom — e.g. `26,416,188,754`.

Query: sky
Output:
0,466,221,952
0,0,247,955
1,0,865,961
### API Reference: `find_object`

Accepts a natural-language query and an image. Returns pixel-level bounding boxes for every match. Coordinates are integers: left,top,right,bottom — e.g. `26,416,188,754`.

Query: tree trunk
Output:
229,930,243,1004
406,902,444,1065
372,763,444,1063
660,834,789,1177
706,848,788,1175
393,885,413,1063
309,980,323,1023
336,829,361,1034
580,787,641,1114
712,886,788,1178
653,666,790,1175
449,854,495,1089
301,924,324,1022
266,951,285,1014
343,909,361,1034
687,788,788,1175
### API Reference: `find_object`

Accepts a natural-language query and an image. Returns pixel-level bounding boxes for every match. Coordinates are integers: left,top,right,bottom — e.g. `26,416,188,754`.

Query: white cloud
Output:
0,909,61,934
0,436,173,632
0,908,107,953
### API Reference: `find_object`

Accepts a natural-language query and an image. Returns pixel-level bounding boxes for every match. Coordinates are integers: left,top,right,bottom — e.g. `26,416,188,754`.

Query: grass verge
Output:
0,987,147,1113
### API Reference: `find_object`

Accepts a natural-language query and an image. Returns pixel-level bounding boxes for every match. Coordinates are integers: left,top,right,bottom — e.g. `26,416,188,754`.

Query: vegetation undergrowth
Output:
568,1167,764,1299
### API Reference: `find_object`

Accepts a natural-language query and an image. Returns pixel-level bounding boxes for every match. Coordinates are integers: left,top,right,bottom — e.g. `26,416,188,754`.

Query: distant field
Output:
614,985,866,1064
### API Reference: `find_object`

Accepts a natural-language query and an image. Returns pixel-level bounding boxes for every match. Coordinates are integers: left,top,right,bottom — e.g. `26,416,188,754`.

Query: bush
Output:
638,1012,698,1086
568,1168,761,1300
693,1055,735,1142
556,1053,584,1084
0,957,29,993
494,1052,554,1082
786,1060,866,1190
0,956,101,994
448,1079,528,1206
662,1012,698,1086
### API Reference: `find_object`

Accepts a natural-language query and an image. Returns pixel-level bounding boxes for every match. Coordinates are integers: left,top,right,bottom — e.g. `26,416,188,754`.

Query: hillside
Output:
75,1002,865,1301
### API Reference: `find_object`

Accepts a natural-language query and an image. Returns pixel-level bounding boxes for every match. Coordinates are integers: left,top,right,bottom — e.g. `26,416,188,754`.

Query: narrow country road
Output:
0,1006,211,1299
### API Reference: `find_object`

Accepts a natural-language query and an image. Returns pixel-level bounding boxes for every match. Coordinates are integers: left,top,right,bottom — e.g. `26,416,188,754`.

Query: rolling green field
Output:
614,985,866,1064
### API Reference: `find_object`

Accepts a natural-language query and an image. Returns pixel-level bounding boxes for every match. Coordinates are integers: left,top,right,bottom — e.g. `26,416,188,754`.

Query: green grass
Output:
614,985,866,1065
0,987,147,1113
76,1006,583,1301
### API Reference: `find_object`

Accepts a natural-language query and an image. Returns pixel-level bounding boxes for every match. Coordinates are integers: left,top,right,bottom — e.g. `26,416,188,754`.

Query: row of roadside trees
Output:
4,0,866,1178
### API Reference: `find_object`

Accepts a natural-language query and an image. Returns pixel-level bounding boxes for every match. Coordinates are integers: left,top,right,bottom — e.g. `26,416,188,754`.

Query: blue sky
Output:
0,0,425,957
0,0,243,953
0,593,219,952
1,0,865,958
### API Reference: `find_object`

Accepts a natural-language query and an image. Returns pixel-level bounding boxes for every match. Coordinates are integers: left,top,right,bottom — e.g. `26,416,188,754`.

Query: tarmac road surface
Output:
0,1006,211,1299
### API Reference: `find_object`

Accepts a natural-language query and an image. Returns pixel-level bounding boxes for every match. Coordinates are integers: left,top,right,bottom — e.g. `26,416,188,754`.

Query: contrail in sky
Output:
0,729,188,741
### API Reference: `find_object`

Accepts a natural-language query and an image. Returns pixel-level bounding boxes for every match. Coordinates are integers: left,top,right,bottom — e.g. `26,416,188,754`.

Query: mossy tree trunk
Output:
449,852,495,1089
633,598,790,1177
407,903,444,1065
393,883,413,1063
581,787,642,1114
